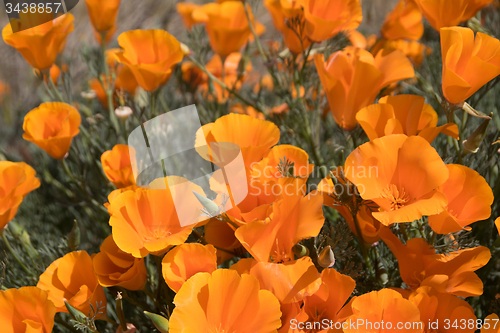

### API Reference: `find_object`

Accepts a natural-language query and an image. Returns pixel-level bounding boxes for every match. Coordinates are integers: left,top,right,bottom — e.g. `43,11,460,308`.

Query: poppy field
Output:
1,0,500,332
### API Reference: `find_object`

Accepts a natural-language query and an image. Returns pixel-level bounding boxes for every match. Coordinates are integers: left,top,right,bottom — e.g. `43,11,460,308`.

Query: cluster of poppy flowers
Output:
1,0,500,332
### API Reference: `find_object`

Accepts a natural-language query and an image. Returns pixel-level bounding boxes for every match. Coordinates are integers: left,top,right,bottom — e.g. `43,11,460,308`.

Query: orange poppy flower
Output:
37,251,107,317
161,243,217,293
104,185,139,214
108,178,204,258
0,286,56,333
428,164,493,234
303,0,362,43
318,167,383,244
482,314,500,333
169,269,282,332
251,145,314,185
197,113,280,168
264,0,312,54
344,135,449,225
463,0,495,20
101,144,136,188
356,95,459,143
92,236,147,291
197,1,253,58
496,217,500,236
314,47,414,130
441,27,500,105
114,29,185,92
204,218,244,264
380,227,491,297
231,257,321,307
408,286,476,332
22,102,81,159
371,39,432,67
176,2,203,29
294,268,356,329
381,0,423,40
235,181,324,262
343,289,423,333
0,161,40,230
2,12,74,70
414,0,493,30
85,0,122,33
90,49,139,106
348,30,368,49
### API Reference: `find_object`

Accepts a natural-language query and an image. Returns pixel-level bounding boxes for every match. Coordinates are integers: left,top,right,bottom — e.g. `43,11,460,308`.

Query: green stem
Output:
48,76,65,102
0,229,32,275
115,297,128,330
352,212,374,276
429,231,437,246
101,33,121,136
55,315,79,333
243,3,267,63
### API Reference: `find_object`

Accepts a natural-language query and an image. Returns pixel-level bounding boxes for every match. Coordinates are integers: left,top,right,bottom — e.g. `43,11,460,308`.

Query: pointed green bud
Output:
67,220,81,251
318,245,335,268
377,262,389,285
292,244,309,258
65,301,87,321
193,191,220,216
463,113,493,156
8,221,38,259
144,311,169,333
8,221,23,238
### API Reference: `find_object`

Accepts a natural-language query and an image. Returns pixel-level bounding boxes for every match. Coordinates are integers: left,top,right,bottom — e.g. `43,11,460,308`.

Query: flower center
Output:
381,184,409,211
210,323,236,333
143,227,171,241
270,238,291,264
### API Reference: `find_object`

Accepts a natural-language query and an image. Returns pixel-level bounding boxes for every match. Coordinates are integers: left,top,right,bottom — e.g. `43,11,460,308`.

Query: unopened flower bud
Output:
144,311,169,333
115,106,133,121
8,220,23,238
67,220,81,251
81,90,97,100
377,261,388,285
193,191,220,217
292,244,309,258
463,113,492,156
8,221,38,259
318,245,335,268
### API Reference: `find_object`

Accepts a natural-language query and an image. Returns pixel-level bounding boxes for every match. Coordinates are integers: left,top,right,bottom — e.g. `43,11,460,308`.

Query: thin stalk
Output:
243,3,267,62
48,76,65,102
0,229,32,275
352,212,374,276
101,33,121,135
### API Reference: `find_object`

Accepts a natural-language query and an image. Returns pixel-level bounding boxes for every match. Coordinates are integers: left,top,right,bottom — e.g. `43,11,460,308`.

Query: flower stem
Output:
100,33,121,136
352,212,374,276
0,228,32,275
